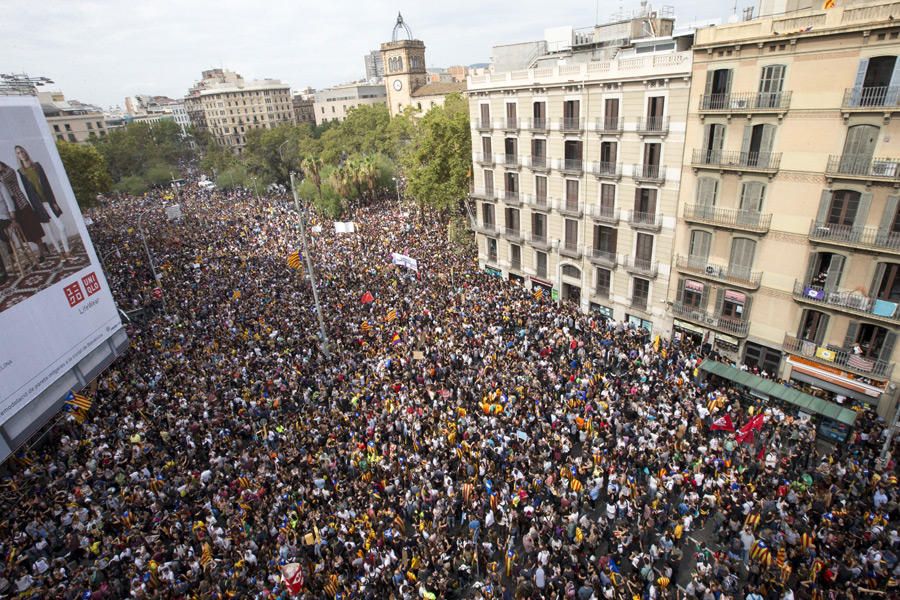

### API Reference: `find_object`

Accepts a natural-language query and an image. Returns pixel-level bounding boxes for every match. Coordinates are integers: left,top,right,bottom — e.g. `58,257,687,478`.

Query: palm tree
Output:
300,156,323,202
360,156,377,204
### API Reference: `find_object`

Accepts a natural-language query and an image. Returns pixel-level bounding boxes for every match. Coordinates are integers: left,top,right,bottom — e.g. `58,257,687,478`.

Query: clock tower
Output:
381,13,428,117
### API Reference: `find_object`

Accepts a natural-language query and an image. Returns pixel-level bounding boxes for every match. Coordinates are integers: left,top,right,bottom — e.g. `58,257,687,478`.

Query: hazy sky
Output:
5,0,732,108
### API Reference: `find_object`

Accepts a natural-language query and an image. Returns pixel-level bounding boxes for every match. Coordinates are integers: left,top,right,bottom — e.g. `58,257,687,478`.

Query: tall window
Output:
487,237,497,262
632,278,650,308
681,279,705,309
535,176,547,203
827,190,861,227
482,137,492,159
565,180,579,208
596,268,611,296
603,98,619,129
484,170,494,196
600,184,615,214
688,230,712,261
720,290,747,320
634,188,657,216
594,225,617,253
799,310,829,345
480,104,490,127
564,219,578,249
536,251,548,278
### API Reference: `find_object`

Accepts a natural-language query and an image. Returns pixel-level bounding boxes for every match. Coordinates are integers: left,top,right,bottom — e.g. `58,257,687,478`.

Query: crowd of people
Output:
0,183,896,599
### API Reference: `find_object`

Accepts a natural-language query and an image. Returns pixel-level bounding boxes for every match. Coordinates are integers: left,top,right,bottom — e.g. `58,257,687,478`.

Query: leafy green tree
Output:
318,104,398,164
401,93,471,215
55,140,112,208
113,175,149,196
216,164,251,190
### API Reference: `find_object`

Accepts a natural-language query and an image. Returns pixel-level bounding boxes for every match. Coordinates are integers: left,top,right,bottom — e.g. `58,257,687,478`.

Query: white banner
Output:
334,221,355,233
391,252,418,272
0,97,123,424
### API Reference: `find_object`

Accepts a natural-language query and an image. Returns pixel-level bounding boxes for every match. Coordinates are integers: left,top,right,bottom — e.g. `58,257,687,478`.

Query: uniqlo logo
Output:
81,272,101,296
64,282,85,307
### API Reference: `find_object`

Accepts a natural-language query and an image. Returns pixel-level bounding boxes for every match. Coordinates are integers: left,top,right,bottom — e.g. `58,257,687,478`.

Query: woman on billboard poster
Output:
0,160,46,258
15,145,71,261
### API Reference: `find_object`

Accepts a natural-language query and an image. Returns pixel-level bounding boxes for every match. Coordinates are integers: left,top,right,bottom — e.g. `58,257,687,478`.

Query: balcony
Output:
792,280,899,325
632,163,666,185
509,258,522,271
523,194,551,213
504,118,520,131
528,155,550,172
627,210,663,232
623,255,659,278
683,204,772,234
588,204,619,224
841,86,899,113
503,190,521,206
587,248,617,268
691,150,782,175
476,119,492,131
675,255,762,289
503,154,520,169
526,117,550,132
560,159,584,175
593,285,611,300
473,221,498,235
502,227,523,242
635,116,670,136
672,302,751,337
630,296,649,312
474,152,494,166
592,161,622,181
471,189,497,203
559,243,583,259
825,155,900,184
561,117,584,133
783,334,893,380
595,117,624,135
698,91,792,115
525,232,551,250
556,199,584,218
808,221,900,255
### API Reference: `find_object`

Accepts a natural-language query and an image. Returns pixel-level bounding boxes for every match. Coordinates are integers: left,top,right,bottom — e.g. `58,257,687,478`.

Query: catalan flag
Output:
533,287,543,300
200,542,213,568
65,391,92,412
385,308,397,322
823,0,836,8
287,250,302,270
323,574,339,596
361,320,372,334
505,548,516,577
461,482,474,503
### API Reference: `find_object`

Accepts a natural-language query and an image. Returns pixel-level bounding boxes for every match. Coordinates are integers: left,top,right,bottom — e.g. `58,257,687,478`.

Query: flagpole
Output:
290,172,331,360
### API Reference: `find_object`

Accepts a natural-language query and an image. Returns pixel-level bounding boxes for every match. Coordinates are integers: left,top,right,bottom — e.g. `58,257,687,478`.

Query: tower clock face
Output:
393,79,403,91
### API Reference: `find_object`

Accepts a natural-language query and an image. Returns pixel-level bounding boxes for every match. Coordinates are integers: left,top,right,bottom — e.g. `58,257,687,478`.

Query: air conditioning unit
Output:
705,265,719,276
730,98,750,109
872,161,898,177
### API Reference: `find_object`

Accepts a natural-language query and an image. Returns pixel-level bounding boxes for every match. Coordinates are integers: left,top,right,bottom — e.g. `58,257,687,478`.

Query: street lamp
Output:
251,176,260,201
137,208,166,311
553,238,562,307
391,176,401,205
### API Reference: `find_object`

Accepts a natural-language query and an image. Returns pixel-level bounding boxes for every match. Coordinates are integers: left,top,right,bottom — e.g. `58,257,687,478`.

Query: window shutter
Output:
676,279,684,303
825,255,845,291
815,313,829,346
803,254,818,286
888,59,900,105
740,182,766,212
704,71,715,97
870,262,887,296
879,195,899,232
815,189,833,225
714,287,725,316
740,125,753,156
759,124,776,156
723,70,733,94
851,59,870,106
878,330,897,363
741,295,752,320
843,321,860,349
697,177,717,207
701,284,711,311
853,192,872,232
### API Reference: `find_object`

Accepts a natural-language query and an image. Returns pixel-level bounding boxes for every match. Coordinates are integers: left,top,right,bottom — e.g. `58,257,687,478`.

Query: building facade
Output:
468,23,691,334
312,82,387,125
39,91,107,143
671,2,900,419
183,69,294,153
364,49,385,81
293,91,316,125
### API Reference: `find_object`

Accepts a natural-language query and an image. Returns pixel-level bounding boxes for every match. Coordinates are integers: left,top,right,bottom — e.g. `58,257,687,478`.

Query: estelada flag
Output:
281,563,304,595
710,414,735,432
287,250,302,270
360,291,375,304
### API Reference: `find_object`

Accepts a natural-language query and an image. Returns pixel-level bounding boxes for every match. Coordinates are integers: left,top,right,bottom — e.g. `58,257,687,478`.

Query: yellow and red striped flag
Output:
287,250,302,270
385,308,397,322
533,288,543,300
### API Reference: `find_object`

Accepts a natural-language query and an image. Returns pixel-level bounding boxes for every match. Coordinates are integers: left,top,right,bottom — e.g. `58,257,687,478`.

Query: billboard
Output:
0,97,125,441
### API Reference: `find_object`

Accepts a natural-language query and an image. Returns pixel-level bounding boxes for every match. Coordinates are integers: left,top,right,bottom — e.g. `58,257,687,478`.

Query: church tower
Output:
381,13,427,117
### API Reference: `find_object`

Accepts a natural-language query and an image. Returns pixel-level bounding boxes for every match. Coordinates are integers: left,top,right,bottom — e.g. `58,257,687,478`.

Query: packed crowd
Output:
0,185,896,599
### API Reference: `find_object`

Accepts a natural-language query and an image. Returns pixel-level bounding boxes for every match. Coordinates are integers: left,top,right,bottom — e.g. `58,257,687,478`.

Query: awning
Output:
699,360,858,427
786,356,884,401
673,319,706,335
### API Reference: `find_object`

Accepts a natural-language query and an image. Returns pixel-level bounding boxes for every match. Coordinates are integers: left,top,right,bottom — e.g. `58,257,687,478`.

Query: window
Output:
532,101,546,127
564,218,578,249
480,104,490,126
728,238,756,277
703,68,733,108
758,65,785,108
596,268,611,296
841,125,879,168
484,170,494,196
600,184,615,214
531,138,546,161
696,177,718,208
742,342,781,375
67,133,76,142
634,188,657,215
64,124,71,131
535,176,547,203
851,322,890,359
689,230,712,261
563,99,580,124
532,213,546,239
53,124,60,132
632,278,650,308
565,180,579,207
594,225,617,253
806,252,845,289
505,138,517,162
600,141,617,168
603,98,619,129
487,237,498,262
720,290,746,320
799,310,829,344
681,279,705,309
481,203,495,227
739,181,766,212
536,251,548,278
86,121,93,130
701,124,725,162
741,123,776,166
505,172,518,196
635,233,654,263
562,265,581,278
506,103,517,126
827,190,861,227
875,262,900,302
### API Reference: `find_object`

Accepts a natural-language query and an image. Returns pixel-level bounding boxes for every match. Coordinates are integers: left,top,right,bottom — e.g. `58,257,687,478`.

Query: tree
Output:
56,141,112,208
401,93,472,215
318,104,398,164
93,120,194,190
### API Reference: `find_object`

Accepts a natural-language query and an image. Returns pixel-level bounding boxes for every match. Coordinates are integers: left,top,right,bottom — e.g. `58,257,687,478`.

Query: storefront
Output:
626,314,653,333
673,319,704,346
485,266,502,278
530,277,553,298
508,273,525,285
786,356,886,408
589,302,614,321
699,360,858,444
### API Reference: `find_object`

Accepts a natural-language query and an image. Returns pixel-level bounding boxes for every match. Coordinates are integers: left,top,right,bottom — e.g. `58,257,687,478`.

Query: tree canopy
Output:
55,140,113,208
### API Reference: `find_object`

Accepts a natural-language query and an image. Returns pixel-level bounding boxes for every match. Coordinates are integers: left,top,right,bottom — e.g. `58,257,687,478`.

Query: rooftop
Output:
410,81,467,97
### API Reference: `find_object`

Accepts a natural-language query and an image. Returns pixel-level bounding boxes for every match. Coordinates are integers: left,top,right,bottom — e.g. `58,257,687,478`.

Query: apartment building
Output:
39,91,107,143
671,1,900,419
183,69,294,153
468,14,692,334
313,82,387,125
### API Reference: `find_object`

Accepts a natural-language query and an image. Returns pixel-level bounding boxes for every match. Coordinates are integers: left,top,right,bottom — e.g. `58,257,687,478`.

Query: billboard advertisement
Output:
0,96,124,427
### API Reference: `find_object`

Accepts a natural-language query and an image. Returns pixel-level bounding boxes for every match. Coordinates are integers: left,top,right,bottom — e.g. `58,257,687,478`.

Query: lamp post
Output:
392,176,401,206
289,172,330,360
137,208,165,312
251,176,260,202
553,238,562,307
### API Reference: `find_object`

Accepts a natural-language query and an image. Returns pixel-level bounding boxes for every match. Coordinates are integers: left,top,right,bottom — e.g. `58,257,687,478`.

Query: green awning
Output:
699,360,857,427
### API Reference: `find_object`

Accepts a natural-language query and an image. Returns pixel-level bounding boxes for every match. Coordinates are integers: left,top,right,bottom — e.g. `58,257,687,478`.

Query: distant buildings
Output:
183,69,294,154
379,13,467,117
313,82,387,125
364,49,385,81
292,87,316,125
39,91,108,143
123,95,190,133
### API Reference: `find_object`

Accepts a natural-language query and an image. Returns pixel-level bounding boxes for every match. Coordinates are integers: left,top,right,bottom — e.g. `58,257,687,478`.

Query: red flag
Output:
281,563,304,595
740,414,765,434
736,429,755,445
756,446,765,461
710,414,735,432
360,291,375,304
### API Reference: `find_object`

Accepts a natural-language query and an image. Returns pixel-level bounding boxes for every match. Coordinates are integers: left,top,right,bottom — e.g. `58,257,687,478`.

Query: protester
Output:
0,183,896,600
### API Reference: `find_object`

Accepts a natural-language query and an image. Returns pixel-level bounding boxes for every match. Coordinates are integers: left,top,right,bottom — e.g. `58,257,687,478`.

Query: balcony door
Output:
845,322,895,362
532,101,546,127
505,103,517,127
805,252,845,290
635,233,654,265
728,238,756,279
564,218,578,251
565,180,579,211
594,225,617,254
840,125,879,173
701,124,725,162
634,188,657,216
563,100,580,122
704,68,733,109
741,123,775,166
873,262,900,302
758,64,785,108
604,98,619,129
480,104,490,126
688,230,712,263
854,56,900,106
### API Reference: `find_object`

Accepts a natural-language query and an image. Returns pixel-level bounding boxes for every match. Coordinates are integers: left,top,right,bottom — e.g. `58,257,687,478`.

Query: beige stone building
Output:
184,69,294,154
312,82,386,125
468,16,692,334
670,1,900,420
39,91,107,143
